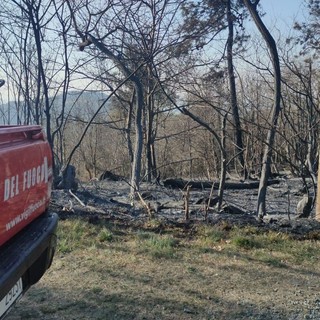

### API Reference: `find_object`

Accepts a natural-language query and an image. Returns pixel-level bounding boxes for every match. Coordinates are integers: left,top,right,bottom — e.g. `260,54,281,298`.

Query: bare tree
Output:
181,0,249,178
242,0,282,218
293,0,320,220
294,0,320,53
0,1,102,189
66,0,186,196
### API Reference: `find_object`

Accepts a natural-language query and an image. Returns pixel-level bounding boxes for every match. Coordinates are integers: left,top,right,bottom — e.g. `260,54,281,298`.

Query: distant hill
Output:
0,90,109,125
50,90,110,120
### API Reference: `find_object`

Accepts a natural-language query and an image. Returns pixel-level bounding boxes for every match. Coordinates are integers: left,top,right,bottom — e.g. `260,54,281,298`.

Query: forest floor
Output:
6,177,320,320
52,176,320,238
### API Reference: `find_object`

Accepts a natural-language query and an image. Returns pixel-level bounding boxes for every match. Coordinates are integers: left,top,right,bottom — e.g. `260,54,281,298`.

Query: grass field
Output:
6,217,320,319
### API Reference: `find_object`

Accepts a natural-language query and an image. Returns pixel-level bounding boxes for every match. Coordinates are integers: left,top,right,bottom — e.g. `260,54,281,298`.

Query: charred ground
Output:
50,176,320,240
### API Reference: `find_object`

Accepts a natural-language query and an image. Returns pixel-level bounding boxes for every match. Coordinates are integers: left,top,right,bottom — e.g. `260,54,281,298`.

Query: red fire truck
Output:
0,125,58,319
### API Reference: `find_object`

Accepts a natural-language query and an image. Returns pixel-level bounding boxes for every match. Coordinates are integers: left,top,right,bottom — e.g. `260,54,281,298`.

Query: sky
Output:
257,0,307,36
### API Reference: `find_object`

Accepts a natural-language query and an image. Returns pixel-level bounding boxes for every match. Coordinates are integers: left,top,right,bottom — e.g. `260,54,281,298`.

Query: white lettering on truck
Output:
4,175,19,201
5,197,46,231
3,157,48,201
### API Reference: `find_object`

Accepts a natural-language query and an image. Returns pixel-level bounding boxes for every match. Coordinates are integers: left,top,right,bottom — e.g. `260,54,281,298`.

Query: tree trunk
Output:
126,91,134,164
217,113,227,211
130,78,144,197
145,93,156,182
316,152,320,221
305,62,317,182
75,34,145,197
226,0,247,179
30,4,55,176
242,0,282,218
180,107,227,208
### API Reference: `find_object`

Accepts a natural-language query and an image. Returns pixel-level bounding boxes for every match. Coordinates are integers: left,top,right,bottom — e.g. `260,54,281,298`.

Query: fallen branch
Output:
69,189,85,206
136,191,153,218
163,178,280,190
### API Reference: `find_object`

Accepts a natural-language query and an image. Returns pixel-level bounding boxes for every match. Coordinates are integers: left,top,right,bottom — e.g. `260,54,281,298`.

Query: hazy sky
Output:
258,0,307,34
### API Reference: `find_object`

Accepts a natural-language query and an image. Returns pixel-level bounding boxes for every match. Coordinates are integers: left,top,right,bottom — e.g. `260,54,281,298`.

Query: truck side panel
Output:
0,126,53,246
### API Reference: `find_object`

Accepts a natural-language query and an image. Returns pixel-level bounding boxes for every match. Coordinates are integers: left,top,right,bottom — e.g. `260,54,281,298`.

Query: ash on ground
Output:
50,177,320,239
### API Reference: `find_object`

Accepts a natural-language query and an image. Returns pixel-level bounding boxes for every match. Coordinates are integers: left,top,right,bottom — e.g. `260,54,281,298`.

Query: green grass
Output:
138,233,179,258
197,225,227,244
56,220,319,265
7,218,320,320
57,219,115,253
98,227,114,242
231,234,260,249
